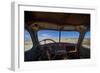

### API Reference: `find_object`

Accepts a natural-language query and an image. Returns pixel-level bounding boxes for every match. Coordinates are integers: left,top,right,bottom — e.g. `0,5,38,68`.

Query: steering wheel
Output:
39,39,57,60
39,39,56,44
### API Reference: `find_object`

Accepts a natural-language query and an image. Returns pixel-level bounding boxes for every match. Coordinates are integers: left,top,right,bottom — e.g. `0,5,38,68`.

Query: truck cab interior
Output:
24,11,90,61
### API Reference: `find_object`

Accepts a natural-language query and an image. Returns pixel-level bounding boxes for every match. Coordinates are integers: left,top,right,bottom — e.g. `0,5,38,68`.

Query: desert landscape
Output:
24,38,90,51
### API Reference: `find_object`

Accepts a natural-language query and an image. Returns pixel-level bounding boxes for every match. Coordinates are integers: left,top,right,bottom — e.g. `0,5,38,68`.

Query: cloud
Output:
41,34,51,37
38,33,52,41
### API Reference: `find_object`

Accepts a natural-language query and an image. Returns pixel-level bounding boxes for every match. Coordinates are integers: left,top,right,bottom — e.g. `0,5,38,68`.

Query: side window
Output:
82,31,90,48
24,29,33,51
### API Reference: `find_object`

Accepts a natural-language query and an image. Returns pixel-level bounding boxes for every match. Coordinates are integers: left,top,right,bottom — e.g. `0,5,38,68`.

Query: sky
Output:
24,30,90,41
24,30,32,41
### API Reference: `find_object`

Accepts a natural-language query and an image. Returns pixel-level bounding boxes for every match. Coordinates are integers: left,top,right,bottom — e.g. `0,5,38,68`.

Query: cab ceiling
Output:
25,11,90,31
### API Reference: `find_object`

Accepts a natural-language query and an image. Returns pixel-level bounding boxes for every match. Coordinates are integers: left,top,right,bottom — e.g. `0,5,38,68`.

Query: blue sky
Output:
24,30,31,41
25,30,90,41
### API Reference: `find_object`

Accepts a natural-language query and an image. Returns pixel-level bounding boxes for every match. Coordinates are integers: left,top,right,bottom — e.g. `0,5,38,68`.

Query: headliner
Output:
24,11,90,31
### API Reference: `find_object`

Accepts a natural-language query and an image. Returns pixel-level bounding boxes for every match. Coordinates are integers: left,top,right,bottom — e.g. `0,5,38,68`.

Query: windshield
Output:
38,30,79,45
38,30,59,44
61,31,79,44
